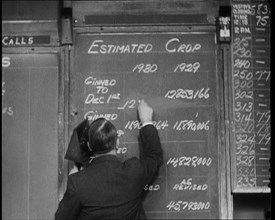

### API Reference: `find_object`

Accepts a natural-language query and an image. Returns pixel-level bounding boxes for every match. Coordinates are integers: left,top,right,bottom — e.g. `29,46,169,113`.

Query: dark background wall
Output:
1,0,271,219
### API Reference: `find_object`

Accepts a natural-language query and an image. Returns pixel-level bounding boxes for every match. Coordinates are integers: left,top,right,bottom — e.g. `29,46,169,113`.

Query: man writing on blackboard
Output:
55,100,163,220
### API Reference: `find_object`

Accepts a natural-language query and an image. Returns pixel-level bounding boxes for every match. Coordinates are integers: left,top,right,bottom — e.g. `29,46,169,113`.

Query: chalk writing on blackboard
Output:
2,56,11,67
172,178,208,191
71,32,219,218
2,35,51,46
2,56,14,116
2,82,14,116
231,1,270,192
87,39,202,54
166,200,210,211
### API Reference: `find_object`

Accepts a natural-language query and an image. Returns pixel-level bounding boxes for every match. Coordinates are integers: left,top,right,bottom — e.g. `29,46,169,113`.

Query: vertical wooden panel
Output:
2,53,59,219
2,68,30,219
29,61,59,218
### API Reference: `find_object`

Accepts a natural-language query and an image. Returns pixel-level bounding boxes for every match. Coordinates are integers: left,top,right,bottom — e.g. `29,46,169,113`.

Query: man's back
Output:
71,155,146,220
55,101,163,220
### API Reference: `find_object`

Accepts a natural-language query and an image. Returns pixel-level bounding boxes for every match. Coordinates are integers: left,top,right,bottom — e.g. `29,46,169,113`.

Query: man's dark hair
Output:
87,118,117,155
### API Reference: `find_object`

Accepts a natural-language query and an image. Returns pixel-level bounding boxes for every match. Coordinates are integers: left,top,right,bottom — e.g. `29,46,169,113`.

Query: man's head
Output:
87,118,118,155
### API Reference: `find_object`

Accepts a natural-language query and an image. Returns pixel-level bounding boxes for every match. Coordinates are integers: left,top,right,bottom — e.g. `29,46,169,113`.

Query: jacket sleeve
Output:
55,175,81,220
139,124,163,185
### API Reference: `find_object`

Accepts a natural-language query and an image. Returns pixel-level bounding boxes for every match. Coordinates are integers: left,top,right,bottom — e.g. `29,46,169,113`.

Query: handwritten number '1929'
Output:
173,62,200,73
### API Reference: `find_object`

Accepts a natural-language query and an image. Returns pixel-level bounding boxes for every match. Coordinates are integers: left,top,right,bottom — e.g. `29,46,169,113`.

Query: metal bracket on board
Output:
61,7,73,45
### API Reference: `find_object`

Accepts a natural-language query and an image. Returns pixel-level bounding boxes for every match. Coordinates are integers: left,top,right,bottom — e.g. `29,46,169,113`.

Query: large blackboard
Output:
230,0,270,192
2,53,59,219
70,32,220,219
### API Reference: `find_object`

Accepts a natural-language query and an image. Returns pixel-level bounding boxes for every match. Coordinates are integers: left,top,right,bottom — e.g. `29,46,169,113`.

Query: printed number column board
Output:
231,1,270,192
70,32,220,219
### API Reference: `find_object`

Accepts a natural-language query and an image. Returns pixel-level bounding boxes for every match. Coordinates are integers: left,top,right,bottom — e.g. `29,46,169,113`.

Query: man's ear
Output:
87,141,92,152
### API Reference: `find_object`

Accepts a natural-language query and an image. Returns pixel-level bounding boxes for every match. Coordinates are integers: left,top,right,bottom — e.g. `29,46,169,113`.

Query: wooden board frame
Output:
229,0,271,193
66,24,230,219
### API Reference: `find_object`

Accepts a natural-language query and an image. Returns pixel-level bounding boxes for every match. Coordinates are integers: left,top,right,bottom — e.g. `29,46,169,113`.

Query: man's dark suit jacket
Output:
55,124,163,220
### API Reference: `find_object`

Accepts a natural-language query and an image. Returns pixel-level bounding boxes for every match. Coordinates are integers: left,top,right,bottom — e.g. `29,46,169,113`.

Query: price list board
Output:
70,31,221,219
231,0,270,192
